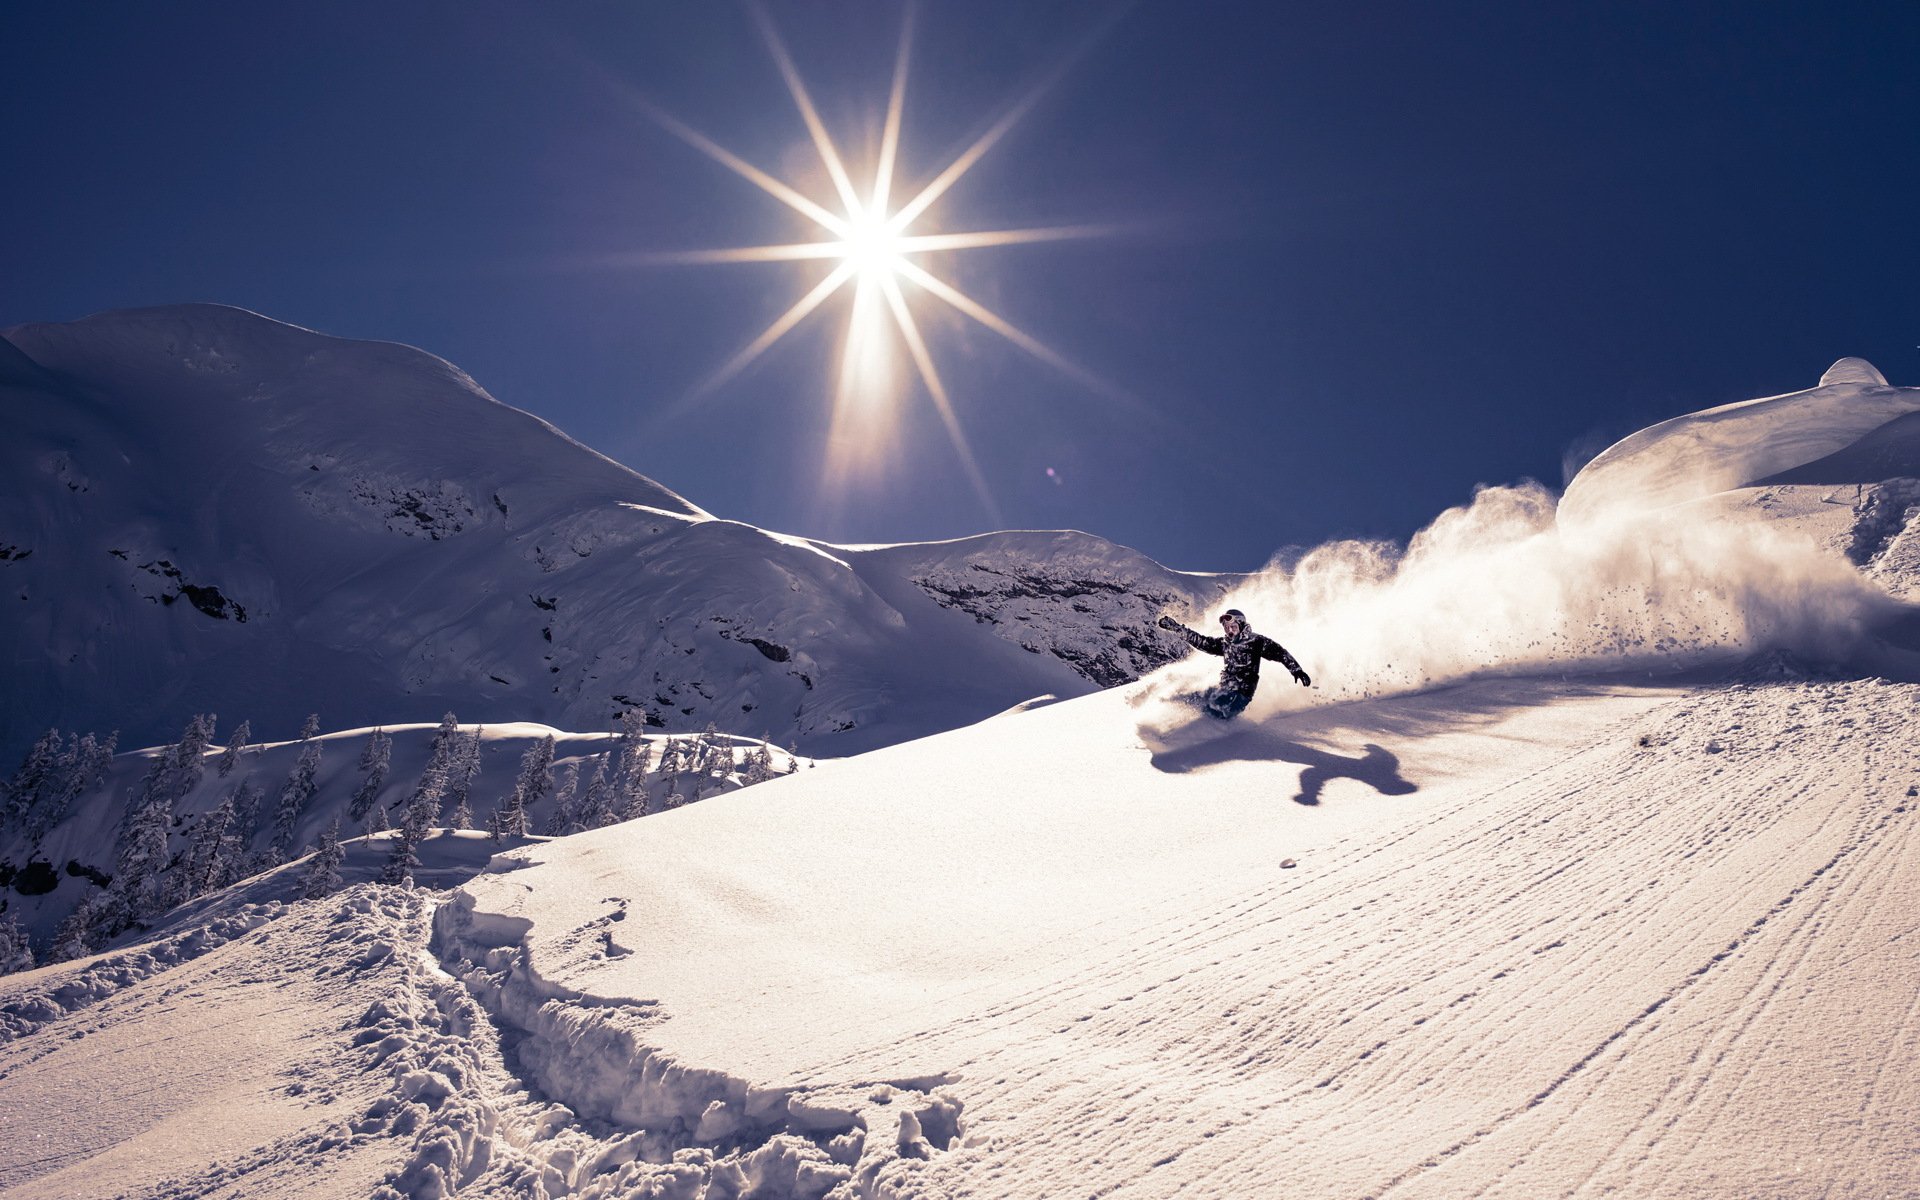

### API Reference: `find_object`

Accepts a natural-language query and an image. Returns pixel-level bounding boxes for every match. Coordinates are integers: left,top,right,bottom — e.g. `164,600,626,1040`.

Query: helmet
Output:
1220,608,1246,625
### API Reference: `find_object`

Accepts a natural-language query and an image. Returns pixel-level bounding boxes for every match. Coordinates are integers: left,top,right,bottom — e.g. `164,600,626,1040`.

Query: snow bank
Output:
429,889,969,1199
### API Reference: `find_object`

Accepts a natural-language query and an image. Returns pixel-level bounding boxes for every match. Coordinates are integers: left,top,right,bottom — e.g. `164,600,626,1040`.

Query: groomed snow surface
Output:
4,354,1920,1198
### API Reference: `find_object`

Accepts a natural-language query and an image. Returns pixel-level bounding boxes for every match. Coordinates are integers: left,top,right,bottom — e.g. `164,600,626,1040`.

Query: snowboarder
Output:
1158,609,1310,719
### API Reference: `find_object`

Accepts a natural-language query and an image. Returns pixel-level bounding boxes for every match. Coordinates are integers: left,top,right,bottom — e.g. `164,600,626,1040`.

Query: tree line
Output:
0,711,801,974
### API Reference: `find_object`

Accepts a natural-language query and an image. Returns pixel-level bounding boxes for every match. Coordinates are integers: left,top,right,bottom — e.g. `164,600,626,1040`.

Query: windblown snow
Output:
4,339,1920,1199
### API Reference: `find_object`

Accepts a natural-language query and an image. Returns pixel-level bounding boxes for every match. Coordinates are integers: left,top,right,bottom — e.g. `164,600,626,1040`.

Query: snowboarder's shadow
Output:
1149,732,1417,806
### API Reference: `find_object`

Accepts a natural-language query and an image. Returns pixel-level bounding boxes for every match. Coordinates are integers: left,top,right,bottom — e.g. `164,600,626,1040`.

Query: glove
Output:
1291,667,1312,687
1156,615,1181,632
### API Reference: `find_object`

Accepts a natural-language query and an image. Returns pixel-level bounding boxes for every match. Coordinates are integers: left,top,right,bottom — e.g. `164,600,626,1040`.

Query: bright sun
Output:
636,4,1114,521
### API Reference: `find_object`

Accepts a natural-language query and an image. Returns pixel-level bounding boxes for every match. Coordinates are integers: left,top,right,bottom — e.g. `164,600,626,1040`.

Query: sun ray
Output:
893,224,1116,254
636,99,848,237
688,260,858,401
751,4,865,220
872,2,914,215
880,273,1002,523
893,259,1118,398
620,242,849,267
887,7,1123,233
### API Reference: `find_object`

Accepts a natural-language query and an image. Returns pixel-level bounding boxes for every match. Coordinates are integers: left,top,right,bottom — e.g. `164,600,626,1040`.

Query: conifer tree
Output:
269,715,323,860
302,818,346,899
614,731,654,823
492,736,552,841
185,794,237,898
48,891,116,963
218,719,251,777
0,910,33,975
4,729,63,826
545,760,582,835
402,718,460,827
348,727,392,821
744,737,775,786
701,723,727,778
578,755,615,828
446,729,483,828
663,791,685,812
228,777,263,848
114,783,178,924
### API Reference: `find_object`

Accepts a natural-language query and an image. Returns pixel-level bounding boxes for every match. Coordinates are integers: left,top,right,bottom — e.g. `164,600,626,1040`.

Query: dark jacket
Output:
1179,623,1303,698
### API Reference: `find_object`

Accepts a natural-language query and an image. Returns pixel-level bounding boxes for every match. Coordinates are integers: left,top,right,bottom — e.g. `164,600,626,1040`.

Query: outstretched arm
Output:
1157,615,1223,655
1258,636,1312,686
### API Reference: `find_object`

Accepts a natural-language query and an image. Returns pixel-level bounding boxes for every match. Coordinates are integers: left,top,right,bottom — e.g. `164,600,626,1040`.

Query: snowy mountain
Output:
0,304,1222,761
4,354,1920,1198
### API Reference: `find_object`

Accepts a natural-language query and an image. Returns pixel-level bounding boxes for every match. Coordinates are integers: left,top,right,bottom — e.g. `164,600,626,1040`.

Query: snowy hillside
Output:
2,355,1919,1198
0,305,1220,760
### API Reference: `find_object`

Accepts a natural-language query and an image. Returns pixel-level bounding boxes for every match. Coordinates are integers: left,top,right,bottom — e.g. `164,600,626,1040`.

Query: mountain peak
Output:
1819,357,1888,388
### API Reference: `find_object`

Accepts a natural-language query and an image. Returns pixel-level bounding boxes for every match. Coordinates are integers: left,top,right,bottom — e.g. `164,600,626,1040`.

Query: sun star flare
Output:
649,3,1115,521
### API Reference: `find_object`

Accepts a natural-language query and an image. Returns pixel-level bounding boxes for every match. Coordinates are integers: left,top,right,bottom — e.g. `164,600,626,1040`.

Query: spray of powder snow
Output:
1137,480,1908,735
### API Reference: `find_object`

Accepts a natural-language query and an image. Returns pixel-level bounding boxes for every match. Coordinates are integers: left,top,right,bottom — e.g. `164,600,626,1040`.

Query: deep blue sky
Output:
6,2,1916,571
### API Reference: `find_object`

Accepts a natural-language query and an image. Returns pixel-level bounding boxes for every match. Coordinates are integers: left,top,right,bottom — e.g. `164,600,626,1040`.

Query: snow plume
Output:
1139,480,1906,731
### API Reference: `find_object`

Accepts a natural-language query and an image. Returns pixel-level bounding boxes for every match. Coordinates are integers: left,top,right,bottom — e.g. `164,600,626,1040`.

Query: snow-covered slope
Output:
1560,357,1920,523
0,305,1220,760
4,354,1920,1198
6,666,1917,1198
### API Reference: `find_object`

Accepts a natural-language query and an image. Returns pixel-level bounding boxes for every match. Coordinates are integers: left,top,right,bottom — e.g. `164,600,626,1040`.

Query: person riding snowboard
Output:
1158,608,1310,719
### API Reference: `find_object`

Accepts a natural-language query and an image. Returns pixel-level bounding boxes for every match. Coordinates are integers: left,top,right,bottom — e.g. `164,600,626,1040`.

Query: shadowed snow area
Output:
3,358,1919,1198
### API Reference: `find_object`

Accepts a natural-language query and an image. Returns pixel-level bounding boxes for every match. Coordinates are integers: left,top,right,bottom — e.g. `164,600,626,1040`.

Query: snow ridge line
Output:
0,902,284,1045
1363,780,1909,1199
427,888,972,1199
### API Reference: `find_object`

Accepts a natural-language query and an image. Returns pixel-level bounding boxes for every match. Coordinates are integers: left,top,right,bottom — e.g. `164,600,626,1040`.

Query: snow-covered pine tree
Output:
218,719,251,777
229,776,263,847
185,794,236,898
113,781,178,924
170,712,216,803
36,731,94,838
348,727,392,821
48,890,118,963
428,711,461,760
704,724,734,782
301,817,345,900
613,732,654,824
786,740,800,775
664,791,685,812
658,737,682,797
400,717,461,828
743,737,775,786
3,729,64,826
545,760,582,835
491,735,552,842
446,729,483,829
0,909,33,975
269,714,323,860
386,751,449,884
577,755,613,828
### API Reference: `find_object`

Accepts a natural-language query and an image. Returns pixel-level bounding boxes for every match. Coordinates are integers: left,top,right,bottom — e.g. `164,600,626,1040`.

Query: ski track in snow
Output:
699,680,1915,1199
4,675,1914,1198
